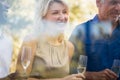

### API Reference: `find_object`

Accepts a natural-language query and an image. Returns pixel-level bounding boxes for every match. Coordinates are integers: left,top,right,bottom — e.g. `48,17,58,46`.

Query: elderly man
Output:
70,0,120,80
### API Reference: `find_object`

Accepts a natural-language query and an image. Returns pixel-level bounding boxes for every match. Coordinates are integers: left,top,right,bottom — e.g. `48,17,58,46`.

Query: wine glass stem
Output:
23,68,28,79
24,69,26,75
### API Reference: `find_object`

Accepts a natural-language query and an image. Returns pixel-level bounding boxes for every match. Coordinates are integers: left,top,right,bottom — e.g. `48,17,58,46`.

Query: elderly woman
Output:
15,0,85,80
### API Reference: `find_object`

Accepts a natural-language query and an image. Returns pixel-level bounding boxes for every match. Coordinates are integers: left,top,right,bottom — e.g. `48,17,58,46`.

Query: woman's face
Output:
44,2,69,23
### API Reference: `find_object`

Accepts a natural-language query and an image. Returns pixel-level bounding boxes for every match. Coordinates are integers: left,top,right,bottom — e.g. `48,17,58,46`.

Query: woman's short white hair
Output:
101,0,105,3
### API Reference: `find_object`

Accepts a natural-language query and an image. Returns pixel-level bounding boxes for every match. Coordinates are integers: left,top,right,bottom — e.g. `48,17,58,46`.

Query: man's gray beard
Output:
118,16,120,24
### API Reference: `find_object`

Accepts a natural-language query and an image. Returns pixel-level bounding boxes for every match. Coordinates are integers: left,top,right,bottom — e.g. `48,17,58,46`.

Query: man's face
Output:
97,0,120,23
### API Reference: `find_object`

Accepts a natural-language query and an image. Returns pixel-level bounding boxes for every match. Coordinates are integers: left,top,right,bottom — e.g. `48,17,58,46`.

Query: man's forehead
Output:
109,0,120,2
106,0,120,3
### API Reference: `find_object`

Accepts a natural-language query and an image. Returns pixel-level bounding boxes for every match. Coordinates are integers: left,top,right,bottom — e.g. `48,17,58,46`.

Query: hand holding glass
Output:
77,55,87,74
111,59,120,77
21,46,31,77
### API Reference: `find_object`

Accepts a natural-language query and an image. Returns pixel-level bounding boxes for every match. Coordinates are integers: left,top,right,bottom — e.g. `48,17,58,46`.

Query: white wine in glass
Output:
77,55,87,74
111,59,120,77
21,46,31,77
77,66,86,73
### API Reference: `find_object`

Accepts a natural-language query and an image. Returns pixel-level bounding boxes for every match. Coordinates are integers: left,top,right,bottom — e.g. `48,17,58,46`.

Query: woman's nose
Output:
58,13,68,22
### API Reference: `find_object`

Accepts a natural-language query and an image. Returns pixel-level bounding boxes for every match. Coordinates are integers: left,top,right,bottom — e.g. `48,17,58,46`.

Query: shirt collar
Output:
91,15,100,23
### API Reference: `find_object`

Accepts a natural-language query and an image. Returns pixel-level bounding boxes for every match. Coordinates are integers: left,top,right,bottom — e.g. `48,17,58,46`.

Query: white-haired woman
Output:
15,0,85,80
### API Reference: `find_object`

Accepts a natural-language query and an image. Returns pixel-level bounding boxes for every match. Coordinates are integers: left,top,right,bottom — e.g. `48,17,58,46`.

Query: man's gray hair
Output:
101,0,105,3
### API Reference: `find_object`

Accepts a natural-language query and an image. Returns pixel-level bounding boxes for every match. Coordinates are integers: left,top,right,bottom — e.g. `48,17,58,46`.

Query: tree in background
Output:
1,0,98,72
0,0,8,24
65,0,98,24
3,0,98,28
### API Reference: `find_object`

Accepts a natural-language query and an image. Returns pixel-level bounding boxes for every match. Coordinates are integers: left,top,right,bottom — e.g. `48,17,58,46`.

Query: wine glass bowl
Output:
21,46,31,78
77,55,87,74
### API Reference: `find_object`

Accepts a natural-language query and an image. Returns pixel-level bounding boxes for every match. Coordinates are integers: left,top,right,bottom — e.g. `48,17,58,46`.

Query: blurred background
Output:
0,0,98,37
0,0,98,72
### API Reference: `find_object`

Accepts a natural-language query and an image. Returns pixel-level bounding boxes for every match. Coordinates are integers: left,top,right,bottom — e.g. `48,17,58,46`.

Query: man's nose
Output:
114,3,120,10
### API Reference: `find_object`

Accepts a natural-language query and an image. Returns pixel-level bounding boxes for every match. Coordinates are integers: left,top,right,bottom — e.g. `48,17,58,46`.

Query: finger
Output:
101,69,111,80
76,73,85,79
107,69,118,77
106,69,118,78
72,77,84,80
72,74,85,79
104,69,118,80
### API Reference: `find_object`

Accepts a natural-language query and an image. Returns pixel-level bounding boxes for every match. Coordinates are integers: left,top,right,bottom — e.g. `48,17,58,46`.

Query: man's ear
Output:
96,0,101,7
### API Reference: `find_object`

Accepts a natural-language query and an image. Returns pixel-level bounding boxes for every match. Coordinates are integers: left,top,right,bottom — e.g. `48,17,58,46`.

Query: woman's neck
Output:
47,34,64,46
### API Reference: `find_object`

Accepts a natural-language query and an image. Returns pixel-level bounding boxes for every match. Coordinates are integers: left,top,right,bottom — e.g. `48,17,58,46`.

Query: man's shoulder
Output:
72,19,92,34
76,19,93,28
76,15,98,29
70,15,97,37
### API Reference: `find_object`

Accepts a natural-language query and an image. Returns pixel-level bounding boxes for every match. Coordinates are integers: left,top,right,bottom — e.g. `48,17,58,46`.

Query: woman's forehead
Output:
48,2,67,10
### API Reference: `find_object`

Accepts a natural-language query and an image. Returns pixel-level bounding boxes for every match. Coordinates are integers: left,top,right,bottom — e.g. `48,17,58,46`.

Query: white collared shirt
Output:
0,34,13,78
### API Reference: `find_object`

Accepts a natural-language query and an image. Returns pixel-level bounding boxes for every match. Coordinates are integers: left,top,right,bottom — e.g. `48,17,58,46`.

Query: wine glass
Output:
111,59,120,77
21,46,31,78
77,55,87,74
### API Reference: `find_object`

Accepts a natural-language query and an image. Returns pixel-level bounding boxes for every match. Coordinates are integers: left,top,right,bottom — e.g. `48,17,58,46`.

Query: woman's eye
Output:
63,10,68,14
52,12,58,14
